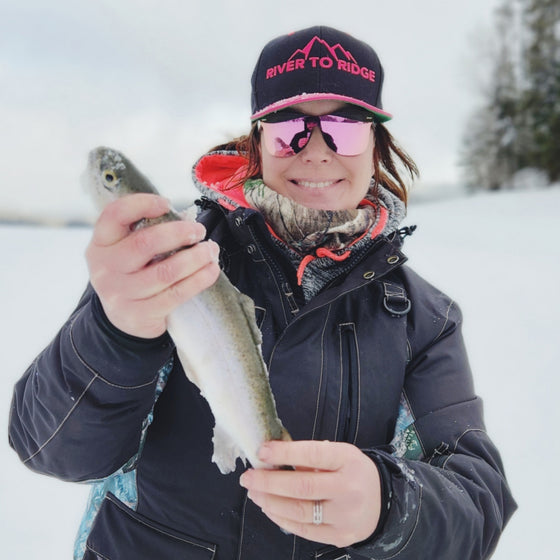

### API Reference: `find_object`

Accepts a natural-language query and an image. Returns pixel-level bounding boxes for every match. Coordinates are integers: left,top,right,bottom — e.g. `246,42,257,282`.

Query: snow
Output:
2,187,559,558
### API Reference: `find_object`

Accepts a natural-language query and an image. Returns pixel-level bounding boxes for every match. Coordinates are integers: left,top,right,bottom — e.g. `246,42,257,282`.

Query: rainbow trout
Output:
83,146,290,474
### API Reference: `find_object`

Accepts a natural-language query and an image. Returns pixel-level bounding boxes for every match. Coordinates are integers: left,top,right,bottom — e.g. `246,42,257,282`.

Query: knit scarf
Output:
243,178,381,255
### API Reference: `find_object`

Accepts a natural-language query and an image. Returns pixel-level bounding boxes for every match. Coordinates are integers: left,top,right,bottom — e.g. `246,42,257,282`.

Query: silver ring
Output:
312,500,323,525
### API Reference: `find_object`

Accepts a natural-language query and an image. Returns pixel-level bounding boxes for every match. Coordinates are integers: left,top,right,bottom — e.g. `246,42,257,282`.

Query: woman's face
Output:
260,100,375,211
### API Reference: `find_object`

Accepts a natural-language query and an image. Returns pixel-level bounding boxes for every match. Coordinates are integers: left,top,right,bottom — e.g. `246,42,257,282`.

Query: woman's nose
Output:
300,127,333,163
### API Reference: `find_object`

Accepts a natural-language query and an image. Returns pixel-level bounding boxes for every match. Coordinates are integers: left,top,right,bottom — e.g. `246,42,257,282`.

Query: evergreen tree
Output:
461,0,560,189
461,3,521,190
519,0,560,182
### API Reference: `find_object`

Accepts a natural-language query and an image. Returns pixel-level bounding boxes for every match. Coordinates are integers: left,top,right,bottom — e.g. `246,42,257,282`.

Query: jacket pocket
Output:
84,493,216,559
336,323,360,444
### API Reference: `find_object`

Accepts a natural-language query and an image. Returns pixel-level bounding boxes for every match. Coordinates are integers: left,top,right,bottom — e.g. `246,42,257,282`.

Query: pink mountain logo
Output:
265,36,376,82
289,36,358,64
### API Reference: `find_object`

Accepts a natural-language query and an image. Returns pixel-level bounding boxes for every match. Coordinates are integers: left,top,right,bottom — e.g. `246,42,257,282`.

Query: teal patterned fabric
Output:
73,358,173,559
390,392,424,460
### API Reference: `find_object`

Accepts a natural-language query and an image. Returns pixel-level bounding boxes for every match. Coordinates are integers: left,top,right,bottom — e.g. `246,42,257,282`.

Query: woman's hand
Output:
86,193,221,339
239,440,382,548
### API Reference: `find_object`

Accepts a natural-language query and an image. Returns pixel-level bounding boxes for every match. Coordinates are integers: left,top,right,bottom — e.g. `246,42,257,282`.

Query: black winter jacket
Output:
9,154,516,559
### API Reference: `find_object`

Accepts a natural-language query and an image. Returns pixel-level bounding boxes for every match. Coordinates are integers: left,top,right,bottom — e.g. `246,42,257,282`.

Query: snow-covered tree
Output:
461,0,560,190
518,0,560,182
461,2,521,190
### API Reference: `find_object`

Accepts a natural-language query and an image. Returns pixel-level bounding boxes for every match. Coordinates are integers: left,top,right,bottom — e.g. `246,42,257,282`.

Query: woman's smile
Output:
288,178,344,189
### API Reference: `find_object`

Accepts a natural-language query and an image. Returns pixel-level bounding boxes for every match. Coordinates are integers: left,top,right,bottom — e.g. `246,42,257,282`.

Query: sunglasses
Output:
259,109,374,158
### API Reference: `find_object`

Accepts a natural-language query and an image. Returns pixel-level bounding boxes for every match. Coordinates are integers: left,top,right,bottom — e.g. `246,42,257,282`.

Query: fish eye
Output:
102,170,116,185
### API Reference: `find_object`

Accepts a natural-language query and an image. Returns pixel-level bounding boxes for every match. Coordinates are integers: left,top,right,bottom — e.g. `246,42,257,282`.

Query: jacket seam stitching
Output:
353,323,361,445
247,225,290,326
23,374,97,464
340,322,361,444
105,494,217,554
237,493,248,560
433,299,454,343
85,544,111,559
70,312,160,390
22,312,160,463
312,305,331,439
383,484,423,559
441,428,487,469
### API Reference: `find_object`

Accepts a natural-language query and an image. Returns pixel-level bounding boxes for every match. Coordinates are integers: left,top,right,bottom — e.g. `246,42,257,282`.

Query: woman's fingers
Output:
90,194,170,247
241,466,334,501
247,489,331,525
240,440,382,549
258,439,348,471
88,209,208,276
98,238,220,300
85,193,222,338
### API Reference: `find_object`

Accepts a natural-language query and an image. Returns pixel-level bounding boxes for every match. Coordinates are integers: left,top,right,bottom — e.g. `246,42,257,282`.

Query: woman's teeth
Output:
295,180,338,189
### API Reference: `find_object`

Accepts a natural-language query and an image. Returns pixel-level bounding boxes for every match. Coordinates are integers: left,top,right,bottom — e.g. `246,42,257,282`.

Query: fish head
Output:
82,146,159,210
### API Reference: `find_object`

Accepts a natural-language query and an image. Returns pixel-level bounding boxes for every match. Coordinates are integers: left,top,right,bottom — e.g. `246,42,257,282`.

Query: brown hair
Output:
210,122,419,206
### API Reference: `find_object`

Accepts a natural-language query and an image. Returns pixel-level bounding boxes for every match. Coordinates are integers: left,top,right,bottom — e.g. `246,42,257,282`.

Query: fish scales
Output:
83,146,291,474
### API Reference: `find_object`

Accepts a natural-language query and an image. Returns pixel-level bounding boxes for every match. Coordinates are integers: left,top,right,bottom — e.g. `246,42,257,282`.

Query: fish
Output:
82,146,291,474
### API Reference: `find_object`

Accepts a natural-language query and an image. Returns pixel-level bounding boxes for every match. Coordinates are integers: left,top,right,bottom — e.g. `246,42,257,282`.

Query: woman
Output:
9,26,516,559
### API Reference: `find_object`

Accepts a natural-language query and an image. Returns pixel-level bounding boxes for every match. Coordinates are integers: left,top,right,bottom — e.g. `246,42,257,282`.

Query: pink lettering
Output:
268,55,376,82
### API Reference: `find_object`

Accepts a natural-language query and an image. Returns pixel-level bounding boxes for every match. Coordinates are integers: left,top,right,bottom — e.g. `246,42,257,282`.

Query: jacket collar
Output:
192,151,250,211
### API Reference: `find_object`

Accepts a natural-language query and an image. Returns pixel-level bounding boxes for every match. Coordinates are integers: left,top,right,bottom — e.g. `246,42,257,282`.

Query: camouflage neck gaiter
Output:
243,178,380,254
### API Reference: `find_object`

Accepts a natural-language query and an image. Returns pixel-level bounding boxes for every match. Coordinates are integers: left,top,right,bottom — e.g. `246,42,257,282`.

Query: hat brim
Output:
250,92,392,123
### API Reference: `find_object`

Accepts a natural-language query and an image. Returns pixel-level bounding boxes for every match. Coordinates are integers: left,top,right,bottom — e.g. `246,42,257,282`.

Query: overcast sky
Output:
1,0,502,220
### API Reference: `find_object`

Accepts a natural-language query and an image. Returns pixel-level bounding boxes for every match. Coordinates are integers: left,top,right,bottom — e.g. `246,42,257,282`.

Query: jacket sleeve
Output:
8,284,174,482
354,271,517,559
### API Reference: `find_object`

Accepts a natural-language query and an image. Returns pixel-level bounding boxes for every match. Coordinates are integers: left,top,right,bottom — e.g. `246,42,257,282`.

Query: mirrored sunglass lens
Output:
261,120,309,157
319,119,372,156
261,116,371,157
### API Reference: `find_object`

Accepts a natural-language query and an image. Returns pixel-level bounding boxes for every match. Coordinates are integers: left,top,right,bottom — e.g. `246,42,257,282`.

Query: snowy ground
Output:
2,187,559,558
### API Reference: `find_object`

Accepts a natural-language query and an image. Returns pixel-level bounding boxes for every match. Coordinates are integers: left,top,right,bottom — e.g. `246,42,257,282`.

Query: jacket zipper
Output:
247,224,301,322
336,324,360,444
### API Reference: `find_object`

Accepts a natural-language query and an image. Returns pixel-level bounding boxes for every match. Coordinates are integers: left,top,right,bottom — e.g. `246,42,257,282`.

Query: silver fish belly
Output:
83,146,291,474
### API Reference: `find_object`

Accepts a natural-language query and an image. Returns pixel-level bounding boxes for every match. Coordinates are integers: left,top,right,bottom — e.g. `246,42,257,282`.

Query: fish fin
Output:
212,423,245,475
238,292,263,345
281,427,292,442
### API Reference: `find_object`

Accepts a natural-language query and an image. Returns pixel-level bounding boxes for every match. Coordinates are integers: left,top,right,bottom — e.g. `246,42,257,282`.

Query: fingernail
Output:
210,240,221,260
239,471,250,488
195,222,207,238
258,443,271,461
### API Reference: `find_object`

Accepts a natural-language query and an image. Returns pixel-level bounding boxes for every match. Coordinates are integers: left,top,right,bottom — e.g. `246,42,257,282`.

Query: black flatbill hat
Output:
250,26,392,123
